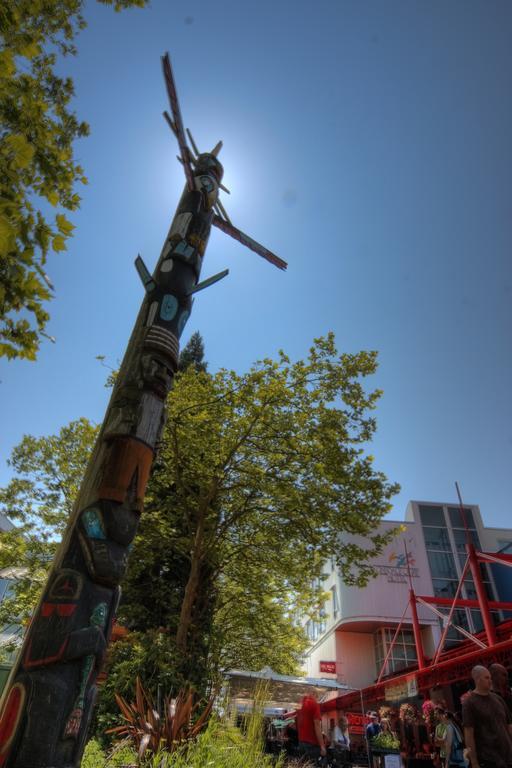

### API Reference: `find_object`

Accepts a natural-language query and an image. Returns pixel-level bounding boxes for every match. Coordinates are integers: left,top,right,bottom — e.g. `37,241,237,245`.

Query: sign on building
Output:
384,674,417,701
319,660,336,674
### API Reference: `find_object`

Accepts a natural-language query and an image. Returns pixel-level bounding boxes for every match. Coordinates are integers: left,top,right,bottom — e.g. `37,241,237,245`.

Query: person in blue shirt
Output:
366,712,381,739
366,712,381,768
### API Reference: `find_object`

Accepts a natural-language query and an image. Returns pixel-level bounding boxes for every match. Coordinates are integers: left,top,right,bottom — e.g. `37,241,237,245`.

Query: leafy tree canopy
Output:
0,0,148,360
120,333,400,682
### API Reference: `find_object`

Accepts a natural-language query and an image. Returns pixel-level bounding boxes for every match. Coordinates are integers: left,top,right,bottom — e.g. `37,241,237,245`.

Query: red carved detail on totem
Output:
97,437,154,505
0,682,26,761
41,602,77,618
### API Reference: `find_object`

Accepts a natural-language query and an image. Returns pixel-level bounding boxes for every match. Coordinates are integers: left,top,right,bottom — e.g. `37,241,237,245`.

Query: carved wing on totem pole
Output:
161,53,287,272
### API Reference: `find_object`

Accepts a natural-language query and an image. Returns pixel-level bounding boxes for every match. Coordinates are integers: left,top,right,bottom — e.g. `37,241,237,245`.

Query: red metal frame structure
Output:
375,485,512,686
326,510,512,714
373,545,512,684
321,629,512,715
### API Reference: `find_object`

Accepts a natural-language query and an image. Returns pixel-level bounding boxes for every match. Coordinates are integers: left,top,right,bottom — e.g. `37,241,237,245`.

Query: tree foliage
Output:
119,333,400,689
0,0,148,360
178,331,208,373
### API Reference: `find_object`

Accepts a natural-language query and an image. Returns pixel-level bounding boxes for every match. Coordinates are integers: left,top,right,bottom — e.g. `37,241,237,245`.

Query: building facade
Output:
302,500,512,691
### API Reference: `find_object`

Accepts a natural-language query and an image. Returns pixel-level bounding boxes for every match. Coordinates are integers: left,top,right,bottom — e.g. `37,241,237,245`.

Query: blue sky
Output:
1,0,511,528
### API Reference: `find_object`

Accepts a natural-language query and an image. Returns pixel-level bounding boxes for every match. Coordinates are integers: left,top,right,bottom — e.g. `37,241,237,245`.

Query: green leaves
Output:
118,335,399,693
0,0,148,360
55,213,75,236
3,134,35,169
51,234,66,252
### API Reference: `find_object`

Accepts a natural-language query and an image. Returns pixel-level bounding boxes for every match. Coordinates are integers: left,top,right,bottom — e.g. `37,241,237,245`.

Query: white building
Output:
302,500,512,691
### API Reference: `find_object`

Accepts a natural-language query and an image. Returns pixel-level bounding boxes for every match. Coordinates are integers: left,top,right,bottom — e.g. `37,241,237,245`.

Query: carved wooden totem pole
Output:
0,53,286,768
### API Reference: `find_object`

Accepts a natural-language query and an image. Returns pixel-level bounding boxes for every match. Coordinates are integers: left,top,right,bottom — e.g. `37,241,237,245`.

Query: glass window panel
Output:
419,505,445,527
463,577,494,600
433,579,459,598
401,631,415,644
464,582,477,601
405,647,418,662
423,526,452,551
480,563,491,580
443,609,470,639
446,630,464,643
427,550,458,579
453,529,481,552
448,507,475,529
393,646,406,660
392,658,407,672
470,610,484,633
453,609,469,629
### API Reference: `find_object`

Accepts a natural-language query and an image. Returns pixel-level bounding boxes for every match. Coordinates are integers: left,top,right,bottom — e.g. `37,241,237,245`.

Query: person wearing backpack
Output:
442,711,468,768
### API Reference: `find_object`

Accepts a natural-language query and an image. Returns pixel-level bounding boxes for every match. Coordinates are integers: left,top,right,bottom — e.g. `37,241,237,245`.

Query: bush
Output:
81,739,137,767
153,715,283,768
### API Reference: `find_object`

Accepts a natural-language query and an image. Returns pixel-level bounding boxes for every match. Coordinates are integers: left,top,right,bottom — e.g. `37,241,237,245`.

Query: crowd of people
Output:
429,663,512,768
292,662,512,767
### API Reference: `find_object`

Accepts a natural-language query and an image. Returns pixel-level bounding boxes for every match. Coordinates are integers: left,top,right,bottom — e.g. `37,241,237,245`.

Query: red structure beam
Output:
418,595,512,611
478,551,512,565
409,590,426,669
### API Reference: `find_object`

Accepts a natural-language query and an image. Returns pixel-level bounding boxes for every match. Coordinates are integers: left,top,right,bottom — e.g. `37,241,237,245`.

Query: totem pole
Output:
0,53,286,768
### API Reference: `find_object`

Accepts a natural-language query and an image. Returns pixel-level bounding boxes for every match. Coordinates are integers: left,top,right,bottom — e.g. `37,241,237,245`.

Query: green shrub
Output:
81,740,106,768
81,738,137,768
150,715,283,768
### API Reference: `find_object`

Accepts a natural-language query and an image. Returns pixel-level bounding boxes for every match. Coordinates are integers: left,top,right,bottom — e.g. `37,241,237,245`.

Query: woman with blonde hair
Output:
380,717,396,738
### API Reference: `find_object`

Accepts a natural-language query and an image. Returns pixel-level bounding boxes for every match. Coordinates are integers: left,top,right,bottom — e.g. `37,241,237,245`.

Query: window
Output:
423,526,452,551
427,550,458,580
470,610,484,633
463,580,495,602
433,579,458,598
452,529,481,553
448,507,475,529
374,628,417,677
331,585,339,618
419,505,445,527
444,609,470,646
